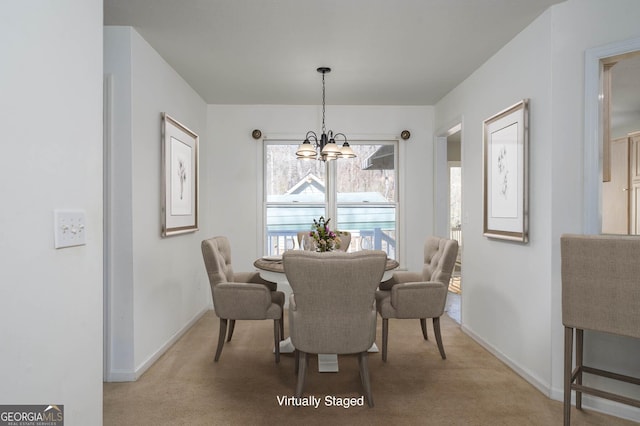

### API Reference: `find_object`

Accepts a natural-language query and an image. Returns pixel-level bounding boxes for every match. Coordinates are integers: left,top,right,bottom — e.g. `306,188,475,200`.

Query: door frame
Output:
584,36,640,233
434,121,462,238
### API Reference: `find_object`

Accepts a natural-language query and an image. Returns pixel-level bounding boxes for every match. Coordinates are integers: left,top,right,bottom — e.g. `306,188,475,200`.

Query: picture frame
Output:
483,99,529,243
161,113,199,237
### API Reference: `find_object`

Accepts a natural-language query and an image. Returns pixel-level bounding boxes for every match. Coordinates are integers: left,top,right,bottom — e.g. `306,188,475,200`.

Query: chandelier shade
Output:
296,67,355,161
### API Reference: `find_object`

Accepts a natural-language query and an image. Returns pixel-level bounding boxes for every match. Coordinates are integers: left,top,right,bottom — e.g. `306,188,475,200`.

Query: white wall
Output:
435,0,640,421
435,7,554,393
0,1,104,424
104,27,211,381
549,0,640,419
206,105,434,273
612,119,640,140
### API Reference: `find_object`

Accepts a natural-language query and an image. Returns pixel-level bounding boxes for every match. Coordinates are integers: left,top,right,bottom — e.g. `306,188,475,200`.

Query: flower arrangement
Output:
309,216,342,252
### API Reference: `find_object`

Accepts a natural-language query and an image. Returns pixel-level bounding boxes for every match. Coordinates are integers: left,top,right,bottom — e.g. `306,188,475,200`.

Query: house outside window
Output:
264,140,398,259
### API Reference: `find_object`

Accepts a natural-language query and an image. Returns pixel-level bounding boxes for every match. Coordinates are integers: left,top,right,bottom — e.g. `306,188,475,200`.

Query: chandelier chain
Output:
321,71,326,134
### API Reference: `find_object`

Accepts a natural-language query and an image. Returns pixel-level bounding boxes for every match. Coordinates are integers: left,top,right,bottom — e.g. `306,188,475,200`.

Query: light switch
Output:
54,209,86,249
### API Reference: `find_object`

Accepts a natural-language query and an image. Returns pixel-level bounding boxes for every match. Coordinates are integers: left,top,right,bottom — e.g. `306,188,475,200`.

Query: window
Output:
264,140,398,259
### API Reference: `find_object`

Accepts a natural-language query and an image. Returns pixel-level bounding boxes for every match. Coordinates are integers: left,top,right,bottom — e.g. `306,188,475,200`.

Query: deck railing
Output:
450,226,462,246
267,228,396,258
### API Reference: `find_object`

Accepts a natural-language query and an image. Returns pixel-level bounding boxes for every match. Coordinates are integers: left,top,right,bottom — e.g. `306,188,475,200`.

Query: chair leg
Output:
433,317,446,360
294,350,299,375
295,351,307,397
358,352,374,407
576,328,584,410
280,311,285,341
273,319,280,363
226,319,236,342
357,352,366,393
382,318,389,362
420,318,429,340
214,318,228,362
564,326,573,426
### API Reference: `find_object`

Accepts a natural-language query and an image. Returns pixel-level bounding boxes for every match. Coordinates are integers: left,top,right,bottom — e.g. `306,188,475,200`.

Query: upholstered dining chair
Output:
376,236,458,361
284,250,387,407
201,236,285,363
296,231,310,250
296,230,351,251
338,231,352,251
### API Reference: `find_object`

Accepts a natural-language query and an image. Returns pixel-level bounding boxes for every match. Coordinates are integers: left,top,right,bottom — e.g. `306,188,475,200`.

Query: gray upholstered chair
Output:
376,236,458,361
561,234,640,425
201,236,285,363
297,230,351,251
283,250,387,407
296,231,311,250
338,231,352,251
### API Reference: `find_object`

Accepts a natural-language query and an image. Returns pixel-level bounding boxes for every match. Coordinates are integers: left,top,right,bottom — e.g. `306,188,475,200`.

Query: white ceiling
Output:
104,0,565,105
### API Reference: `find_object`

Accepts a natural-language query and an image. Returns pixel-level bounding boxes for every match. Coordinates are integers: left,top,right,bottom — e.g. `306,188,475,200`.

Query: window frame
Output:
260,135,402,262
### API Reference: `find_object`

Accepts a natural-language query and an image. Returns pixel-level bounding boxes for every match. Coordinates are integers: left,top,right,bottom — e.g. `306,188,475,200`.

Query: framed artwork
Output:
161,113,199,237
483,99,529,242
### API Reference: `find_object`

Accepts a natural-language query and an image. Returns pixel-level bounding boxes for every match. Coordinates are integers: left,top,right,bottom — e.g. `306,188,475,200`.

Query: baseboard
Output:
460,324,551,396
105,369,137,382
133,307,210,380
462,324,640,423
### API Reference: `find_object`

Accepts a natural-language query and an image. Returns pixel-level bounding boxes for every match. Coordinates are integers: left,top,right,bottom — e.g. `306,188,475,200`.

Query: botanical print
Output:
490,123,518,218
483,99,528,242
177,159,187,200
170,136,192,215
497,145,508,198
162,113,198,237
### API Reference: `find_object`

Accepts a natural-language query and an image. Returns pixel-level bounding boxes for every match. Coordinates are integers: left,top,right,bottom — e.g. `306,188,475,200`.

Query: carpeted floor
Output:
445,292,461,324
104,310,637,426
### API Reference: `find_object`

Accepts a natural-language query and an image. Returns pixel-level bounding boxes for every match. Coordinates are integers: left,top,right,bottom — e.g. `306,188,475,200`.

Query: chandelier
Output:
296,67,356,161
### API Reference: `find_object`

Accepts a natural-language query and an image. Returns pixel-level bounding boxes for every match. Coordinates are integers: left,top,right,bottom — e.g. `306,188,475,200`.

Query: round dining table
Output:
253,255,399,282
253,253,399,372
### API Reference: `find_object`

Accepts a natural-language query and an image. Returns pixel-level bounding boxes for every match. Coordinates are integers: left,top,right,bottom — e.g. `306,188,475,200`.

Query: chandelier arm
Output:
332,132,347,143
305,131,319,145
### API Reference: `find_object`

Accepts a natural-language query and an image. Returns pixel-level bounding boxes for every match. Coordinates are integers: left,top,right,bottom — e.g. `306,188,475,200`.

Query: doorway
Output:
584,37,640,233
435,122,463,323
601,51,640,234
447,134,462,295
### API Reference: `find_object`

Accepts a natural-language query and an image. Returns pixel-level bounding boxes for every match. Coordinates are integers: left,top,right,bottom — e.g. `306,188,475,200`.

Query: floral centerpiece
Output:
309,216,342,252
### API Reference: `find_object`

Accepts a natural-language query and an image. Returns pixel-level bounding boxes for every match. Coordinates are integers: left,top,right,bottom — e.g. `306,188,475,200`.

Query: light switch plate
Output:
54,209,86,249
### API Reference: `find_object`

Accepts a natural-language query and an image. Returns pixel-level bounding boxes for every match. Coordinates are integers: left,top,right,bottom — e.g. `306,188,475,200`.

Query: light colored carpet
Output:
445,292,461,324
104,311,637,425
